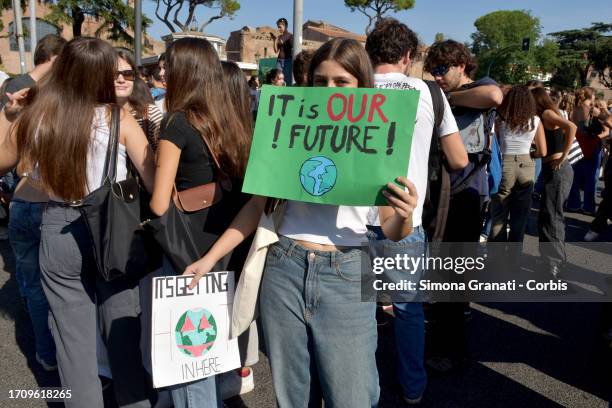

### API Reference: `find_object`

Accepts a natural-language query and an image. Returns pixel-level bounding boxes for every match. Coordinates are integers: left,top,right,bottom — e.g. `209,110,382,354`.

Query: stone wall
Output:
0,0,165,75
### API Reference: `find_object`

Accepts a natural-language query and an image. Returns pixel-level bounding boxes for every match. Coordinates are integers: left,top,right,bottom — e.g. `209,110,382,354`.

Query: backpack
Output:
422,81,451,242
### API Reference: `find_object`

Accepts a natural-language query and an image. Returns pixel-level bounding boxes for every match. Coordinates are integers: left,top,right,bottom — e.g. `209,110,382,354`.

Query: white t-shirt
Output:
155,97,166,114
498,116,540,155
367,72,459,228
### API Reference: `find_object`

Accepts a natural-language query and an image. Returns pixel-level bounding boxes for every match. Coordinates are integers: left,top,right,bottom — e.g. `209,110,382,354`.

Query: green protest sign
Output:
242,85,420,206
258,58,278,83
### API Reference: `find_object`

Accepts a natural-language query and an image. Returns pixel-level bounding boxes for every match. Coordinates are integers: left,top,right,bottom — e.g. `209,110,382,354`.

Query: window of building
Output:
8,18,61,52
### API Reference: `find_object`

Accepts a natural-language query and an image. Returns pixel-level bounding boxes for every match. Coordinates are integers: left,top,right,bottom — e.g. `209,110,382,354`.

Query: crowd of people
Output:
0,15,611,408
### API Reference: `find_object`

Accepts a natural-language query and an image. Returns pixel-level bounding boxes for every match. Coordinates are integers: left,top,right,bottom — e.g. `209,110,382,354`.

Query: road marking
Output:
480,361,608,407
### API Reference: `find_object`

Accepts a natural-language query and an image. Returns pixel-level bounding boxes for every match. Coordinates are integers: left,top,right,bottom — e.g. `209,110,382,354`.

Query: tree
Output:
434,32,444,42
45,0,150,45
549,22,612,88
344,0,415,33
533,38,559,74
470,10,562,84
152,0,240,33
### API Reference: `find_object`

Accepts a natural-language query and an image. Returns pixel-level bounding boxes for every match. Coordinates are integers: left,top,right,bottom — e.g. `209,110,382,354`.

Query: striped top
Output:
133,103,164,151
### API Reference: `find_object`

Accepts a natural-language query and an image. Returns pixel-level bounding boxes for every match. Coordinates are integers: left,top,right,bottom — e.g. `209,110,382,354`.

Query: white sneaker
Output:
36,354,58,371
584,230,600,242
219,368,254,400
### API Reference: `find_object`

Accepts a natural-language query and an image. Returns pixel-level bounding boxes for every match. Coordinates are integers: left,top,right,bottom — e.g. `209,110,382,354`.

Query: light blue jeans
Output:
168,377,221,408
260,235,379,407
367,225,427,400
8,199,56,363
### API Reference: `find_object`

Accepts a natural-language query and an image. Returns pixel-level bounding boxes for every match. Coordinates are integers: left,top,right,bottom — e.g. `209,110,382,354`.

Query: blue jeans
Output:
168,377,220,408
568,145,603,212
534,158,543,194
276,58,293,85
8,199,56,363
260,235,379,407
367,226,427,399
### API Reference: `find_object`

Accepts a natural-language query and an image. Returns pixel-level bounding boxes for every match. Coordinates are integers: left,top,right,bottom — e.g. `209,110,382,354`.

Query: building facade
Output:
226,19,427,79
0,0,165,75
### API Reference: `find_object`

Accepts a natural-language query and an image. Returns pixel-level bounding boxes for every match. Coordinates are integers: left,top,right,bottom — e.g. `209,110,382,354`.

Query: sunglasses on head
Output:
431,64,450,77
115,70,136,81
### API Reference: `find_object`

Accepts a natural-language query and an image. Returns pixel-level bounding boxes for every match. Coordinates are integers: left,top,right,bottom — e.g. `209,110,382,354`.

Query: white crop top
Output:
498,116,540,155
278,201,371,246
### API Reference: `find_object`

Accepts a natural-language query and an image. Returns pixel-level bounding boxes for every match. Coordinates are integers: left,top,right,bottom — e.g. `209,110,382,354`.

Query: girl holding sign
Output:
184,38,418,407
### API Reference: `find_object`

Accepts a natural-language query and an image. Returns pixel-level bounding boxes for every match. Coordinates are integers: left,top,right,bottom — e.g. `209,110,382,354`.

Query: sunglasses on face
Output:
115,70,136,81
431,64,450,77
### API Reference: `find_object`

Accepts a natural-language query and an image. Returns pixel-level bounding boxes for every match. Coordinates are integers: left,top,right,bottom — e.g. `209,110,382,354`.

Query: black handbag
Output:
79,105,150,281
142,135,231,274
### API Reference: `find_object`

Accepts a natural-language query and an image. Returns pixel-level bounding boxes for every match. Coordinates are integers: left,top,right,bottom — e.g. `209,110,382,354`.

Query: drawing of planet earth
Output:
299,156,337,197
175,308,217,358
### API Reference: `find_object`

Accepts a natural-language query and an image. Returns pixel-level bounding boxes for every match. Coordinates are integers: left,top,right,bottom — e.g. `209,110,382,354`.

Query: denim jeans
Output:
367,226,427,399
8,199,56,363
538,161,573,267
567,145,603,213
276,58,293,85
260,235,379,407
168,377,221,408
534,158,544,194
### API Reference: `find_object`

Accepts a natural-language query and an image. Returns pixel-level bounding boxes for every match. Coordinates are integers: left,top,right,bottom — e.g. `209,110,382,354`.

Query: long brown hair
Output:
531,88,560,117
308,38,374,88
16,37,117,201
559,93,574,118
164,37,250,177
221,61,253,138
497,85,536,133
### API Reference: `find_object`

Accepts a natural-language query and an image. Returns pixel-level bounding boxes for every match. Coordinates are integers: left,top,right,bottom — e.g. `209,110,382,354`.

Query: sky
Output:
143,0,612,46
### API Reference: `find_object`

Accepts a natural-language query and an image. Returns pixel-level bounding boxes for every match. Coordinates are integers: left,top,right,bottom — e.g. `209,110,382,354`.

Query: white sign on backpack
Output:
151,271,240,388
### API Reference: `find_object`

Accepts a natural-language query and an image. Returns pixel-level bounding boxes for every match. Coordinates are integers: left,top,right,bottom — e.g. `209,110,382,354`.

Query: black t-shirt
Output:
159,112,215,191
0,74,35,108
277,32,293,60
158,112,253,262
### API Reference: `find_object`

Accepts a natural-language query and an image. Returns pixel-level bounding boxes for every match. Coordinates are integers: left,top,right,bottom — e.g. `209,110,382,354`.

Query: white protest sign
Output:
151,271,240,388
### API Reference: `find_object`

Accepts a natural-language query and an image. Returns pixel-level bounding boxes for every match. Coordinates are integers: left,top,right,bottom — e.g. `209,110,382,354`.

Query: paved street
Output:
1,204,611,407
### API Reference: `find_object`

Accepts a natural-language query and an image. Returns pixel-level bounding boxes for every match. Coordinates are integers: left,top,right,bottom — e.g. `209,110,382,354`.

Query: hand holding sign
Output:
383,177,418,222
183,254,217,290
243,86,420,206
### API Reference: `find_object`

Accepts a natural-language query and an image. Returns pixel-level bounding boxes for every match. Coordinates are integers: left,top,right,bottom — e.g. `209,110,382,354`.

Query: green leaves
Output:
151,0,241,33
470,10,546,84
46,0,151,46
344,0,416,33
549,22,612,88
